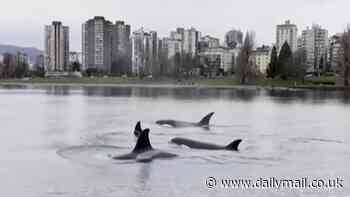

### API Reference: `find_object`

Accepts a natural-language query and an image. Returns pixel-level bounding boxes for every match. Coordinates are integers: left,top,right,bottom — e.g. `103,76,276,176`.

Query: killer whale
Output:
170,137,242,151
113,127,177,162
134,121,142,137
156,112,214,128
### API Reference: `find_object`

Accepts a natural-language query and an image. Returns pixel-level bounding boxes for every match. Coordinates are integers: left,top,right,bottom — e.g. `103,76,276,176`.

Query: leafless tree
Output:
338,29,350,86
236,31,255,84
291,48,307,80
0,63,3,78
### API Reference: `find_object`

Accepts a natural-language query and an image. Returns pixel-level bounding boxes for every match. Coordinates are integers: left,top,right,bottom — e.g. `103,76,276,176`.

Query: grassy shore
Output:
0,76,240,86
0,76,348,90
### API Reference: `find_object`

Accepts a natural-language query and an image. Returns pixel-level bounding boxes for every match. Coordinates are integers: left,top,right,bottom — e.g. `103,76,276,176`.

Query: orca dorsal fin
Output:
133,121,142,137
198,112,215,126
225,139,242,151
132,128,153,153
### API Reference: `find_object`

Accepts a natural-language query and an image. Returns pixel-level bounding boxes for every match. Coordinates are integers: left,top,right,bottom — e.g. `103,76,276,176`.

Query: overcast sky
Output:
1,0,350,51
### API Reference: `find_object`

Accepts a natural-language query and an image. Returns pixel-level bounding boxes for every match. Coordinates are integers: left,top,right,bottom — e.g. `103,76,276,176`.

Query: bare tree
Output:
292,48,307,80
339,29,350,86
0,63,3,78
236,31,255,84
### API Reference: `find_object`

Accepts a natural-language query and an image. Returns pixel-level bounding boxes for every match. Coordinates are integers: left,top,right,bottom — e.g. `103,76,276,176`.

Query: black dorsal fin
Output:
132,128,153,153
225,139,242,151
198,112,215,126
133,121,142,137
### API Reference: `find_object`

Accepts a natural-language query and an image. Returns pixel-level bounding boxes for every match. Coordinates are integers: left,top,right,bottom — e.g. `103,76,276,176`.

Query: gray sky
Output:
1,0,349,51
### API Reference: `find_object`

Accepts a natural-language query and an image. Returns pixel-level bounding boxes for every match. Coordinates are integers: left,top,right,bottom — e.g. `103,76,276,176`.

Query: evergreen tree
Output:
319,56,324,75
173,52,181,78
277,42,293,80
267,46,278,78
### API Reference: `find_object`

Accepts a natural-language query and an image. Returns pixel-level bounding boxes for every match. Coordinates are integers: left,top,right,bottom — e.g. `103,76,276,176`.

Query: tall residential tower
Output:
131,28,159,76
225,29,243,49
44,21,69,72
276,20,298,53
82,16,131,74
301,24,328,73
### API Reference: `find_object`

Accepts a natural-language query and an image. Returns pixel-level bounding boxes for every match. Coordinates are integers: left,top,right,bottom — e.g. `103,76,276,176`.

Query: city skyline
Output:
1,0,350,51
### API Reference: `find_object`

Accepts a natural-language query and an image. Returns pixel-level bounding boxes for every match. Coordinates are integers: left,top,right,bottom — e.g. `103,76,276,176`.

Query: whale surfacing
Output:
113,127,177,162
171,137,242,151
156,112,214,128
133,121,142,137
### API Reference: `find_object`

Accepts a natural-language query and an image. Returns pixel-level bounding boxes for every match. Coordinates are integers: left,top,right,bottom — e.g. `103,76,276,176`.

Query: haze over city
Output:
1,0,350,51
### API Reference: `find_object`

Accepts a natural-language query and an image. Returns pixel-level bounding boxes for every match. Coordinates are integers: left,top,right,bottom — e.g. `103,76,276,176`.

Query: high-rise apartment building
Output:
111,21,131,74
44,21,69,72
82,16,112,73
198,35,220,52
183,27,201,56
276,20,298,53
131,28,159,76
225,29,243,49
82,16,131,74
301,24,328,72
160,37,182,75
328,34,342,72
252,45,271,74
168,27,201,57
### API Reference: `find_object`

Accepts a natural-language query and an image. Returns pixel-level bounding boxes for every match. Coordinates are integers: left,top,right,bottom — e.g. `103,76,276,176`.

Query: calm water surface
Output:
0,85,350,197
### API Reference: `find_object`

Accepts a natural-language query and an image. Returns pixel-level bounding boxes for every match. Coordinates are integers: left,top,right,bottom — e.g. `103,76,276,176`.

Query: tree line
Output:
235,33,310,85
266,42,307,81
338,29,350,86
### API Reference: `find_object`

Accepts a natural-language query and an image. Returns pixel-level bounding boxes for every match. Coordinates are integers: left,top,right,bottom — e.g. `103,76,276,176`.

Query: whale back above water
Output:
113,126,177,161
197,112,215,127
156,112,215,128
171,137,242,151
132,128,153,153
225,139,242,151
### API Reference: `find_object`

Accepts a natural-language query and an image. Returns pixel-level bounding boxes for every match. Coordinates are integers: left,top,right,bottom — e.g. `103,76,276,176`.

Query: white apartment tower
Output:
168,27,201,57
252,45,272,74
301,24,328,72
44,21,69,72
183,27,201,56
82,16,112,73
276,20,298,53
131,28,158,75
328,34,342,72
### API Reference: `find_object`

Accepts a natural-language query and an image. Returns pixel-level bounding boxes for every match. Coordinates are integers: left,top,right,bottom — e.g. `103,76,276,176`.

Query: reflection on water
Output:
2,84,350,104
78,86,350,103
3,85,349,103
136,163,152,196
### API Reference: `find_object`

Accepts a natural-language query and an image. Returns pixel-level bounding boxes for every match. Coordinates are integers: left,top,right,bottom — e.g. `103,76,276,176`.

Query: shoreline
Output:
1,81,349,91
0,81,264,89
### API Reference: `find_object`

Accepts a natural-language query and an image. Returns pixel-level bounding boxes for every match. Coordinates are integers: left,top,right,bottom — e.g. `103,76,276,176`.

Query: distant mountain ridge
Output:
0,44,43,63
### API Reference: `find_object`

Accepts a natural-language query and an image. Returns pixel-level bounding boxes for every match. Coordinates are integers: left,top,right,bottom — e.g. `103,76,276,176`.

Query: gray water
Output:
0,85,350,197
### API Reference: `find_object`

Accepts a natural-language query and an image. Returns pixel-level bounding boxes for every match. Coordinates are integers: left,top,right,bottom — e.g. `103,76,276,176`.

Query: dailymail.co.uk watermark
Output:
205,176,344,190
